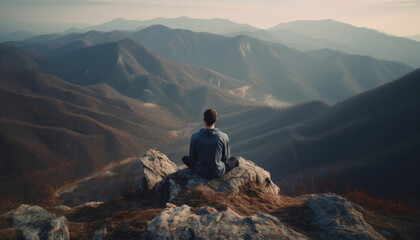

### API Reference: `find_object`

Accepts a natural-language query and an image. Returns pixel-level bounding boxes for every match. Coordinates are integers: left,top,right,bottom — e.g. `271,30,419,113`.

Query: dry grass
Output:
361,208,420,240
344,189,420,217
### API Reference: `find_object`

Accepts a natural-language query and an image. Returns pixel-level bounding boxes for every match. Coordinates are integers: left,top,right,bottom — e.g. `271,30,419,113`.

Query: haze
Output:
0,0,419,36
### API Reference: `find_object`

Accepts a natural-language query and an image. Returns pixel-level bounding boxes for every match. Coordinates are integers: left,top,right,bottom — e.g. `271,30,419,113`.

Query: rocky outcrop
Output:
139,149,178,193
147,204,308,240
305,194,386,240
138,149,279,201
1,204,70,240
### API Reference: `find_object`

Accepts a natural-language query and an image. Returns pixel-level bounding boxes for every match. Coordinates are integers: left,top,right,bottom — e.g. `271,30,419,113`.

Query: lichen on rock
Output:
146,204,308,240
1,204,70,240
138,149,178,193
304,193,386,240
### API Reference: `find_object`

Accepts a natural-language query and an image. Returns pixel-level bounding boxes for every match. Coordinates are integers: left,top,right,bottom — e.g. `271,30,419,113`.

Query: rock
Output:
53,205,72,211
146,205,308,240
46,216,69,240
1,204,70,240
138,149,279,201
379,229,394,238
92,228,107,240
305,194,386,240
138,149,178,193
74,201,103,209
160,156,279,201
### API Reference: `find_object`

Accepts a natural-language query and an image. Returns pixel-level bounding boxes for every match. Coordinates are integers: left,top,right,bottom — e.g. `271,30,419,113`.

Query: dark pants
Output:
182,156,239,173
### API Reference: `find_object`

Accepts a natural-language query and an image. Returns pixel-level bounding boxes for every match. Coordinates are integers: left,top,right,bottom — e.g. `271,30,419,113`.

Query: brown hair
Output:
204,109,217,126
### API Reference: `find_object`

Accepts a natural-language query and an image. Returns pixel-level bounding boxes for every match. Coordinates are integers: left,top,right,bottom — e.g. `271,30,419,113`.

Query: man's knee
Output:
229,157,239,167
182,156,195,169
225,156,239,173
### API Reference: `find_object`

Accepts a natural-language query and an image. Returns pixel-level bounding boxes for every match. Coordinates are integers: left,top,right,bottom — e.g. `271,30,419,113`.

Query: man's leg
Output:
224,156,239,173
182,156,196,169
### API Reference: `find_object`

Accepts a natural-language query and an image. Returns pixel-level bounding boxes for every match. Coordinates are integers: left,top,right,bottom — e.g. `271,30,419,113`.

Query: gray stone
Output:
1,204,70,240
147,204,308,240
92,228,107,240
53,205,72,211
379,229,394,238
47,216,70,240
305,194,386,240
73,201,103,209
138,149,279,201
138,149,178,193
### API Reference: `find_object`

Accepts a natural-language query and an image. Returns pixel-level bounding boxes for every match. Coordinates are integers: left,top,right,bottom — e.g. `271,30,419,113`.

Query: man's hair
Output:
204,109,217,126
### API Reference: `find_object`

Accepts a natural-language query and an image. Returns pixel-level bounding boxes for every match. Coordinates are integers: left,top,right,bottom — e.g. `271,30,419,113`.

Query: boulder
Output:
138,149,280,201
305,194,386,240
1,204,70,240
146,204,308,240
138,149,178,193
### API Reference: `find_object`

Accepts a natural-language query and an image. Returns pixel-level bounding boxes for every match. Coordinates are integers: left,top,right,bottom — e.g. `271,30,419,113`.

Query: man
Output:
182,109,239,178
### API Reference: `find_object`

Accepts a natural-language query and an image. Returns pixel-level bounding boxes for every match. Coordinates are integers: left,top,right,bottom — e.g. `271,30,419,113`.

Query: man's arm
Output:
222,135,230,163
189,134,197,162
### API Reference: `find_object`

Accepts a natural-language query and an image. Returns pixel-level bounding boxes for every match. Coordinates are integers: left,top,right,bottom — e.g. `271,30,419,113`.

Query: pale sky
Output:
0,0,419,36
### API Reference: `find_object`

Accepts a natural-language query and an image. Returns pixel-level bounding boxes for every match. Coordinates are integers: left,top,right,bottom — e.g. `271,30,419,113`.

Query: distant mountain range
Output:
239,19,420,68
82,16,258,34
407,34,420,42
2,17,420,70
2,25,411,105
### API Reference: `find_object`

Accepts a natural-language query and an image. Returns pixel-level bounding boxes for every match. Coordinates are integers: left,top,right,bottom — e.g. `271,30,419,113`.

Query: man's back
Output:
189,128,229,178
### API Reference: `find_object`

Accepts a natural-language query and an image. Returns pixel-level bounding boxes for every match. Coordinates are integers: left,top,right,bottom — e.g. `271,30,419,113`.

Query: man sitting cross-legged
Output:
182,109,239,179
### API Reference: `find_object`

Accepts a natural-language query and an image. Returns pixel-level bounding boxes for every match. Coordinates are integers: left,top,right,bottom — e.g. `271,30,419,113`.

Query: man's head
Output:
203,109,217,128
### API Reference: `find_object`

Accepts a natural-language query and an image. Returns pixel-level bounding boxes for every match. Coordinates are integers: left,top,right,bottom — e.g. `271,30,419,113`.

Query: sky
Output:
0,0,419,36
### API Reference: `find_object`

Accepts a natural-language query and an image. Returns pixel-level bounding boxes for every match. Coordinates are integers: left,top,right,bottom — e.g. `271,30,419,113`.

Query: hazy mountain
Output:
231,69,420,200
129,25,412,104
48,38,255,117
226,29,367,54
0,30,37,42
2,25,411,105
0,46,50,71
0,20,91,37
84,16,258,34
268,19,420,68
0,65,183,201
407,34,420,42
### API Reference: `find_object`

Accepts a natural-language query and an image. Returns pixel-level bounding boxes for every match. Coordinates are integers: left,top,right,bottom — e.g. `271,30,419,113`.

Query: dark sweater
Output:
189,128,230,178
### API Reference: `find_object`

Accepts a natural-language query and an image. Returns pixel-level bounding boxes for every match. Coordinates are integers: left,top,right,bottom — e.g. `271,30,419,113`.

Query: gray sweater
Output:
189,128,230,178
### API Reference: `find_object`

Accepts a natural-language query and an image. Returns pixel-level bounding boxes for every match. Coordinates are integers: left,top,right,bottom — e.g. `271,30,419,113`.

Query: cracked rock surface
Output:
147,204,308,240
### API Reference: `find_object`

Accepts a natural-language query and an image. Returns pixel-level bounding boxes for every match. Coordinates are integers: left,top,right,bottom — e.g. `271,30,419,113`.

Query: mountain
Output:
267,19,420,68
407,34,420,42
83,16,258,34
0,65,182,202
1,25,412,105
0,46,49,71
48,38,255,117
230,69,420,200
129,25,412,104
0,39,259,117
226,29,367,54
0,30,37,42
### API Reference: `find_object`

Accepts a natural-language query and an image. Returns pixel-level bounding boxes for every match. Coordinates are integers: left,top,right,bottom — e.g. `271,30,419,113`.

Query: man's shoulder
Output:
191,131,200,140
215,129,229,141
